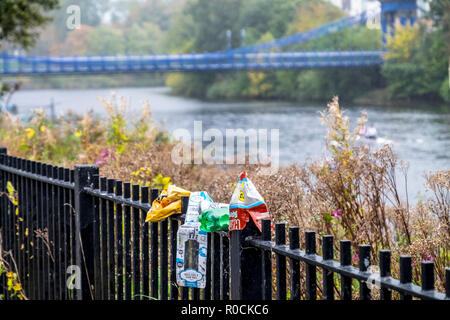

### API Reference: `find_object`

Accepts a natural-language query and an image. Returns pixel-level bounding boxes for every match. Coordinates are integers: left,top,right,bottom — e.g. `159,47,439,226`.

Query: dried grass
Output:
0,95,448,296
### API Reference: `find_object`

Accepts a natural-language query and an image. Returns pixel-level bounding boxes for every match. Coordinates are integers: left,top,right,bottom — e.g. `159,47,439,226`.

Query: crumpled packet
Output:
198,206,229,232
145,185,190,223
229,171,270,232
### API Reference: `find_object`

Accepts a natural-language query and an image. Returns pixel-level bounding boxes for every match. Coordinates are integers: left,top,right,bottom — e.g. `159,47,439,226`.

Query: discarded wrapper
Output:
145,185,190,223
229,171,270,232
176,191,214,288
198,204,229,232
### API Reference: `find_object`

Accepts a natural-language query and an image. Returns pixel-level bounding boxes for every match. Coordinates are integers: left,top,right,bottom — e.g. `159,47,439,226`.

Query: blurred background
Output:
0,0,449,198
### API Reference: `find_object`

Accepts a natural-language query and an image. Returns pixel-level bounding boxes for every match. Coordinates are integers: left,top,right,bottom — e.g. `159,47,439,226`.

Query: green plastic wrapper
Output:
198,207,229,232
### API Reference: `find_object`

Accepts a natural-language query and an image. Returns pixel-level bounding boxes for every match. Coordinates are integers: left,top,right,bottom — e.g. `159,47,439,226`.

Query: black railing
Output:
0,150,230,300
0,148,449,300
79,166,230,301
0,149,75,300
244,220,449,300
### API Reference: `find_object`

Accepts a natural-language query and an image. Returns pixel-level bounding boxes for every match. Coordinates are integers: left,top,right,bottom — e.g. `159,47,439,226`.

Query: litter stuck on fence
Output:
0,148,449,300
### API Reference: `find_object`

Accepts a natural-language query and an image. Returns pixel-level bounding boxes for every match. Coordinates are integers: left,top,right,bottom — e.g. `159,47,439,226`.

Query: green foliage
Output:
0,0,58,99
296,26,383,101
382,27,448,101
0,267,25,300
87,26,126,55
183,0,242,53
382,63,427,99
127,0,174,31
428,0,450,48
165,0,308,97
381,1,449,102
3,0,446,103
107,112,128,154
238,0,304,39
0,94,167,165
205,73,252,99
168,73,217,98
21,0,174,89
165,0,383,102
0,0,59,49
0,83,11,99
85,20,166,56
297,68,383,102
304,26,381,51
152,173,172,190
125,22,163,54
440,76,450,102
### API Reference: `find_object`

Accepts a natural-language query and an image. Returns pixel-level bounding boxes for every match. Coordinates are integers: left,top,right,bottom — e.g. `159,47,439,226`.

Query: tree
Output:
126,0,175,31
290,2,382,102
58,25,94,55
165,0,383,101
184,0,242,53
288,0,345,35
384,26,421,61
428,0,450,27
382,26,448,101
165,0,241,97
125,23,163,54
87,26,125,55
427,0,450,54
0,0,59,50
0,0,59,98
378,1,449,102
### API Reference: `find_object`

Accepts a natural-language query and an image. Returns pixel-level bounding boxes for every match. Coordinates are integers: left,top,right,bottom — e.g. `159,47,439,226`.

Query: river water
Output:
9,87,450,200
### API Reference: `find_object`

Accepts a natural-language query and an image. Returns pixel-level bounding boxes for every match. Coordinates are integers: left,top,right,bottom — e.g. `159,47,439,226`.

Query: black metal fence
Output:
0,148,448,300
0,148,75,300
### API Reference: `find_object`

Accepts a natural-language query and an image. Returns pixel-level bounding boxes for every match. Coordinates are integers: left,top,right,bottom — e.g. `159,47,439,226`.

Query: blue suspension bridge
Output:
0,1,417,76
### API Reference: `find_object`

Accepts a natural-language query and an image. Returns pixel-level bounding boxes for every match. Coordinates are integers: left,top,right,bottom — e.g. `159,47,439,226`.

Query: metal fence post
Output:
230,219,263,300
0,147,6,198
0,147,7,300
0,147,6,249
0,147,7,255
0,147,6,195
74,164,99,300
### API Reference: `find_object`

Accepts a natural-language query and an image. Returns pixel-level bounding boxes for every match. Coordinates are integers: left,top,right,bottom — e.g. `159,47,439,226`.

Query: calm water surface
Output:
10,87,450,199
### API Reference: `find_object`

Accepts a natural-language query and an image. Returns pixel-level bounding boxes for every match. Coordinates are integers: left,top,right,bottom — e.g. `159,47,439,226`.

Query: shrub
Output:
0,95,448,296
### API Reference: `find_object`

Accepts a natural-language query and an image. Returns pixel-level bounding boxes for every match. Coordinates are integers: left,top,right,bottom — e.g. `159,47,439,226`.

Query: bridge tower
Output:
379,0,418,46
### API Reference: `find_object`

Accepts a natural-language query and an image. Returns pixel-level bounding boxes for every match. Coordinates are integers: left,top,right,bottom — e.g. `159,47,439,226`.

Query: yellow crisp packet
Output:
145,185,190,223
